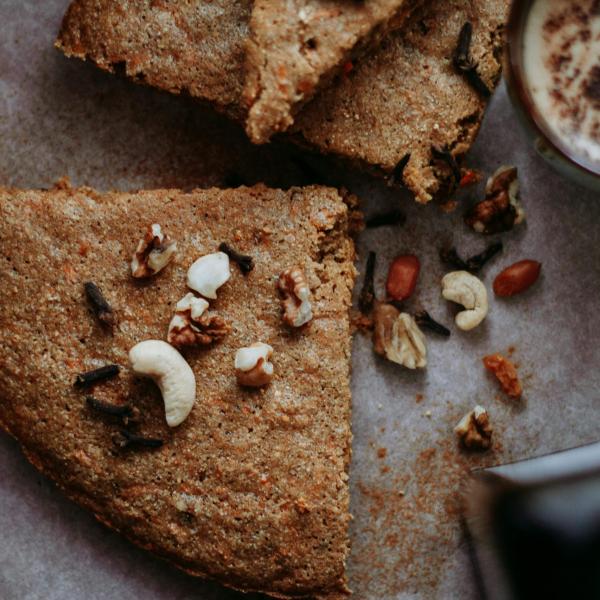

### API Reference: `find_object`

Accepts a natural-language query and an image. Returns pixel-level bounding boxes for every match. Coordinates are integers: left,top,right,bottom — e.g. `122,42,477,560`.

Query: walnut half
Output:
465,166,525,234
131,224,177,278
373,302,427,369
455,406,493,450
235,343,274,387
167,293,230,348
277,266,313,327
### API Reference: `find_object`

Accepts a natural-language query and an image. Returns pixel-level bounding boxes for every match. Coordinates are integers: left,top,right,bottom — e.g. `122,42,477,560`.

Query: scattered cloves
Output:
358,251,377,314
219,242,254,275
440,242,503,273
84,281,115,328
75,364,120,388
431,145,461,188
453,22,491,98
414,310,451,337
366,209,406,229
86,396,140,425
465,242,503,272
391,153,411,185
112,429,164,449
440,247,468,271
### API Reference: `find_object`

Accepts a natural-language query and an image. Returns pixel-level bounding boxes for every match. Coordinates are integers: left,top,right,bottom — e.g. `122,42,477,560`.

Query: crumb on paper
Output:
483,353,522,399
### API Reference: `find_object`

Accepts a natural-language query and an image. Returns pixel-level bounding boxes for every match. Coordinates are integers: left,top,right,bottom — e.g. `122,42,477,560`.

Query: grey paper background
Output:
1,2,599,599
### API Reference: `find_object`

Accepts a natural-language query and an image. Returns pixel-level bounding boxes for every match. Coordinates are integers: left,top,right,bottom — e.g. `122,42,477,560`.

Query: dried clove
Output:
453,22,491,98
366,209,406,229
391,153,411,185
358,251,377,314
112,429,164,449
219,242,254,275
431,145,461,189
440,247,468,271
465,242,503,272
86,396,140,425
75,364,120,388
440,242,503,273
84,281,115,328
415,311,451,337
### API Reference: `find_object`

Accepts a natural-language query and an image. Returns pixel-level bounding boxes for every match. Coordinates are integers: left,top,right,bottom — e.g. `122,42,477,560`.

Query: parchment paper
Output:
1,2,599,599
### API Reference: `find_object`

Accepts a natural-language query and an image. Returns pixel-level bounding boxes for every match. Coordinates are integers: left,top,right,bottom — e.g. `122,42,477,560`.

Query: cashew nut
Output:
235,342,274,387
129,340,196,427
441,271,488,331
187,251,231,299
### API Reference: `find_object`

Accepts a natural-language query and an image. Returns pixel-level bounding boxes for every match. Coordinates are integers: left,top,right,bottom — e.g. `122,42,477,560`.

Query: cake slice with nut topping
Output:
0,182,356,600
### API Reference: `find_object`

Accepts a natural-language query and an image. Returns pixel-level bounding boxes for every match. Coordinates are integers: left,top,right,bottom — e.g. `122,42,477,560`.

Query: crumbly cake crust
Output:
243,0,414,144
55,0,508,203
0,183,355,599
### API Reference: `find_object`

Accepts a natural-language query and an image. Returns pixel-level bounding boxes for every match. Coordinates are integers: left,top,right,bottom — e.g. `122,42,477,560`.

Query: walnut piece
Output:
167,293,230,348
131,224,177,278
455,405,493,450
235,342,274,387
465,166,525,234
277,266,313,327
373,302,427,369
483,353,522,399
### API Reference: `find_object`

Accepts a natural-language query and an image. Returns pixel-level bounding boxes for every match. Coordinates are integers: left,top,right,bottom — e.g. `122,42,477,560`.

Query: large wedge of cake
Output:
56,0,509,203
0,182,356,599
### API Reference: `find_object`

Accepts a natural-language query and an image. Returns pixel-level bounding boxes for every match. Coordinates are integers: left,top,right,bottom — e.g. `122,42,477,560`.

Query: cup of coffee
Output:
505,0,600,191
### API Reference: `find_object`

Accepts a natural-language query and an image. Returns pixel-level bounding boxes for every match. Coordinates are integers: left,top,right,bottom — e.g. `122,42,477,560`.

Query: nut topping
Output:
441,271,488,331
373,302,427,369
455,406,493,450
278,266,313,327
493,260,541,297
465,166,525,234
235,342,274,387
167,293,230,347
483,354,522,399
386,255,420,302
129,340,196,427
187,252,231,299
131,224,177,278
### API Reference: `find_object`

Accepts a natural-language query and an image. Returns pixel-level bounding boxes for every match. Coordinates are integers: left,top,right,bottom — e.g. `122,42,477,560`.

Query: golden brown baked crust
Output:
0,183,355,599
55,0,508,202
243,0,415,144
55,0,252,121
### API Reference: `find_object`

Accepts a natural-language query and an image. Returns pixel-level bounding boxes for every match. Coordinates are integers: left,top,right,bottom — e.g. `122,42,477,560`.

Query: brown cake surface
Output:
0,183,356,599
243,0,415,144
56,0,251,121
56,0,508,203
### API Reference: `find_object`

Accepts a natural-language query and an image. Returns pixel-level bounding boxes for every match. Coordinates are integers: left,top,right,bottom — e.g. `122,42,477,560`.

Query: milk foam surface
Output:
523,0,600,170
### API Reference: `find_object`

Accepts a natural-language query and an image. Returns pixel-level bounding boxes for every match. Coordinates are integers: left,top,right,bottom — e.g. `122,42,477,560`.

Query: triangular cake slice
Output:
55,0,508,203
243,0,417,143
0,183,356,599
